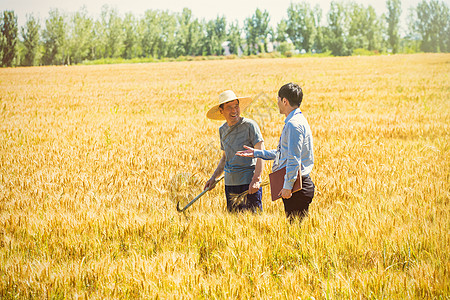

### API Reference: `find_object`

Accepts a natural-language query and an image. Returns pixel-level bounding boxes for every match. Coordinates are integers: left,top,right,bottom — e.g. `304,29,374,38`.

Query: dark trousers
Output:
282,176,315,221
225,184,263,213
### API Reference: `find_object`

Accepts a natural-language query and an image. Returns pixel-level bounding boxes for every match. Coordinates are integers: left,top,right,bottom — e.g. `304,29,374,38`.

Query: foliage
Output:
21,14,40,66
410,0,450,52
1,0,450,67
0,10,18,67
67,6,94,64
41,9,66,65
326,1,352,56
244,8,270,55
352,47,379,55
286,2,317,53
386,0,402,53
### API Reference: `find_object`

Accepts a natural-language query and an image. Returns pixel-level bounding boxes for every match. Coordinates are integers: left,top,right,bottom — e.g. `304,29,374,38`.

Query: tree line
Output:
0,0,449,67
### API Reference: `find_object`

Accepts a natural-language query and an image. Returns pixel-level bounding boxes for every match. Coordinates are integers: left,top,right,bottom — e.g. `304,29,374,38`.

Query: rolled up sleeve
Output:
254,149,277,160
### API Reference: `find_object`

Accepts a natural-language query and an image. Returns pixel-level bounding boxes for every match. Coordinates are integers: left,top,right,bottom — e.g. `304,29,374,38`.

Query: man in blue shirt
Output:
204,90,265,212
236,83,315,221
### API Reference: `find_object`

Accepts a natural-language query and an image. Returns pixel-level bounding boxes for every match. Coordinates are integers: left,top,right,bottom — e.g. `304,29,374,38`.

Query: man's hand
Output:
204,177,217,191
235,145,255,157
279,188,292,199
248,178,260,194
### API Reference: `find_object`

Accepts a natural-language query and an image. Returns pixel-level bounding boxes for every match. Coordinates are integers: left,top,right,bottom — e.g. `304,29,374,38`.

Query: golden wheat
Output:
0,54,449,298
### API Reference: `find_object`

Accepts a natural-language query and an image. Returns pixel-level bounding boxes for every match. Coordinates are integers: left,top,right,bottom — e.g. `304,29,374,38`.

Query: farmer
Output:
204,90,265,212
236,83,315,221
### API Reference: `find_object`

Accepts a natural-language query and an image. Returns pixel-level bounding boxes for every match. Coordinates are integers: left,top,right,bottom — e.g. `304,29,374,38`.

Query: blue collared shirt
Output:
253,108,314,189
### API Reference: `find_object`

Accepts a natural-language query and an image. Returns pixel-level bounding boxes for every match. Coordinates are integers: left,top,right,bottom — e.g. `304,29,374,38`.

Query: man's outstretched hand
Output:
235,145,255,157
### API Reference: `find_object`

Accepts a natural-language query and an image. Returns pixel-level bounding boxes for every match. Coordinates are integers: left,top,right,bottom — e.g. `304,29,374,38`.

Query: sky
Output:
1,0,445,30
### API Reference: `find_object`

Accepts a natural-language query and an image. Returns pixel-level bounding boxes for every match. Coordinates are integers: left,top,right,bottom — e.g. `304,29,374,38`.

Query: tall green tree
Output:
187,19,205,56
366,6,383,51
99,5,123,58
275,19,288,43
21,14,40,66
0,10,18,67
348,3,367,49
244,8,270,54
227,21,242,55
204,16,226,55
412,0,450,52
244,17,256,55
386,0,402,53
286,2,316,53
174,8,204,57
156,11,177,58
175,8,192,56
312,5,324,52
254,9,270,53
42,9,66,65
67,6,93,64
122,12,137,59
326,1,351,56
140,10,160,58
347,3,383,52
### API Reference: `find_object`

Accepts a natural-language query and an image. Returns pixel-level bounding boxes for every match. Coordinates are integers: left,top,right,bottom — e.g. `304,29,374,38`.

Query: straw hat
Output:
206,90,253,120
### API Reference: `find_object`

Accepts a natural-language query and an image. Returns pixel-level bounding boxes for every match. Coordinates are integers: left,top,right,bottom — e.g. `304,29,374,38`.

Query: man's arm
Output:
204,151,226,190
236,145,277,160
248,141,264,194
280,123,303,199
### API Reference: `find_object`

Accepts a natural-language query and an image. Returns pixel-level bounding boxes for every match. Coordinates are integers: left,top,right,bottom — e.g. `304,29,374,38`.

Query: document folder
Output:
268,167,302,201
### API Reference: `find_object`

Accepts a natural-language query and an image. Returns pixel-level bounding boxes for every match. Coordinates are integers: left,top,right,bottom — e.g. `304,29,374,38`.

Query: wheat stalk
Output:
229,180,270,208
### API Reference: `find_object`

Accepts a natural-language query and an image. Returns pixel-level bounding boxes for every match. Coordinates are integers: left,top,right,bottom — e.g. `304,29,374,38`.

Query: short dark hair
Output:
278,83,303,107
219,99,239,110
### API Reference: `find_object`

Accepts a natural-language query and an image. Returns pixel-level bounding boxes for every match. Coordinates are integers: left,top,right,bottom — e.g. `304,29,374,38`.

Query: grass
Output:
0,53,449,298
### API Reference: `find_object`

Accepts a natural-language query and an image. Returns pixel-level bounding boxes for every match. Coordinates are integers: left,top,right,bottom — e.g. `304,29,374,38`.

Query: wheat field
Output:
1,54,449,299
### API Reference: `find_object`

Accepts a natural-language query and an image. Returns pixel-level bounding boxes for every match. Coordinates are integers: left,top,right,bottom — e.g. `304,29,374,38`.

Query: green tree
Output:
286,2,316,53
275,19,288,43
42,9,66,65
122,12,137,59
156,11,177,58
254,9,270,53
244,17,256,55
67,6,94,64
312,5,324,53
140,10,160,58
326,1,351,56
21,13,40,66
187,19,205,56
244,9,270,54
175,8,193,56
100,5,123,58
227,21,242,55
386,0,402,53
412,0,450,52
204,16,227,56
174,8,204,57
366,6,383,51
0,10,18,67
348,3,367,49
347,3,383,53
204,20,218,55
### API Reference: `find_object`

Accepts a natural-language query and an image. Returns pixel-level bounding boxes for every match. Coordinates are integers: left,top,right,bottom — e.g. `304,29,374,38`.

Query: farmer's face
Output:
220,100,241,126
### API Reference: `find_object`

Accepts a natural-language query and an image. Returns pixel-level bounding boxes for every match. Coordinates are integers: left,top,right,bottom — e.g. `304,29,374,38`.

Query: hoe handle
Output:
176,175,224,212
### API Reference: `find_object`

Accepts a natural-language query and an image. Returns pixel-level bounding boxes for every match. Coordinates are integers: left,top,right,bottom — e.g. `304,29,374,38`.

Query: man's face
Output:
219,100,240,125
